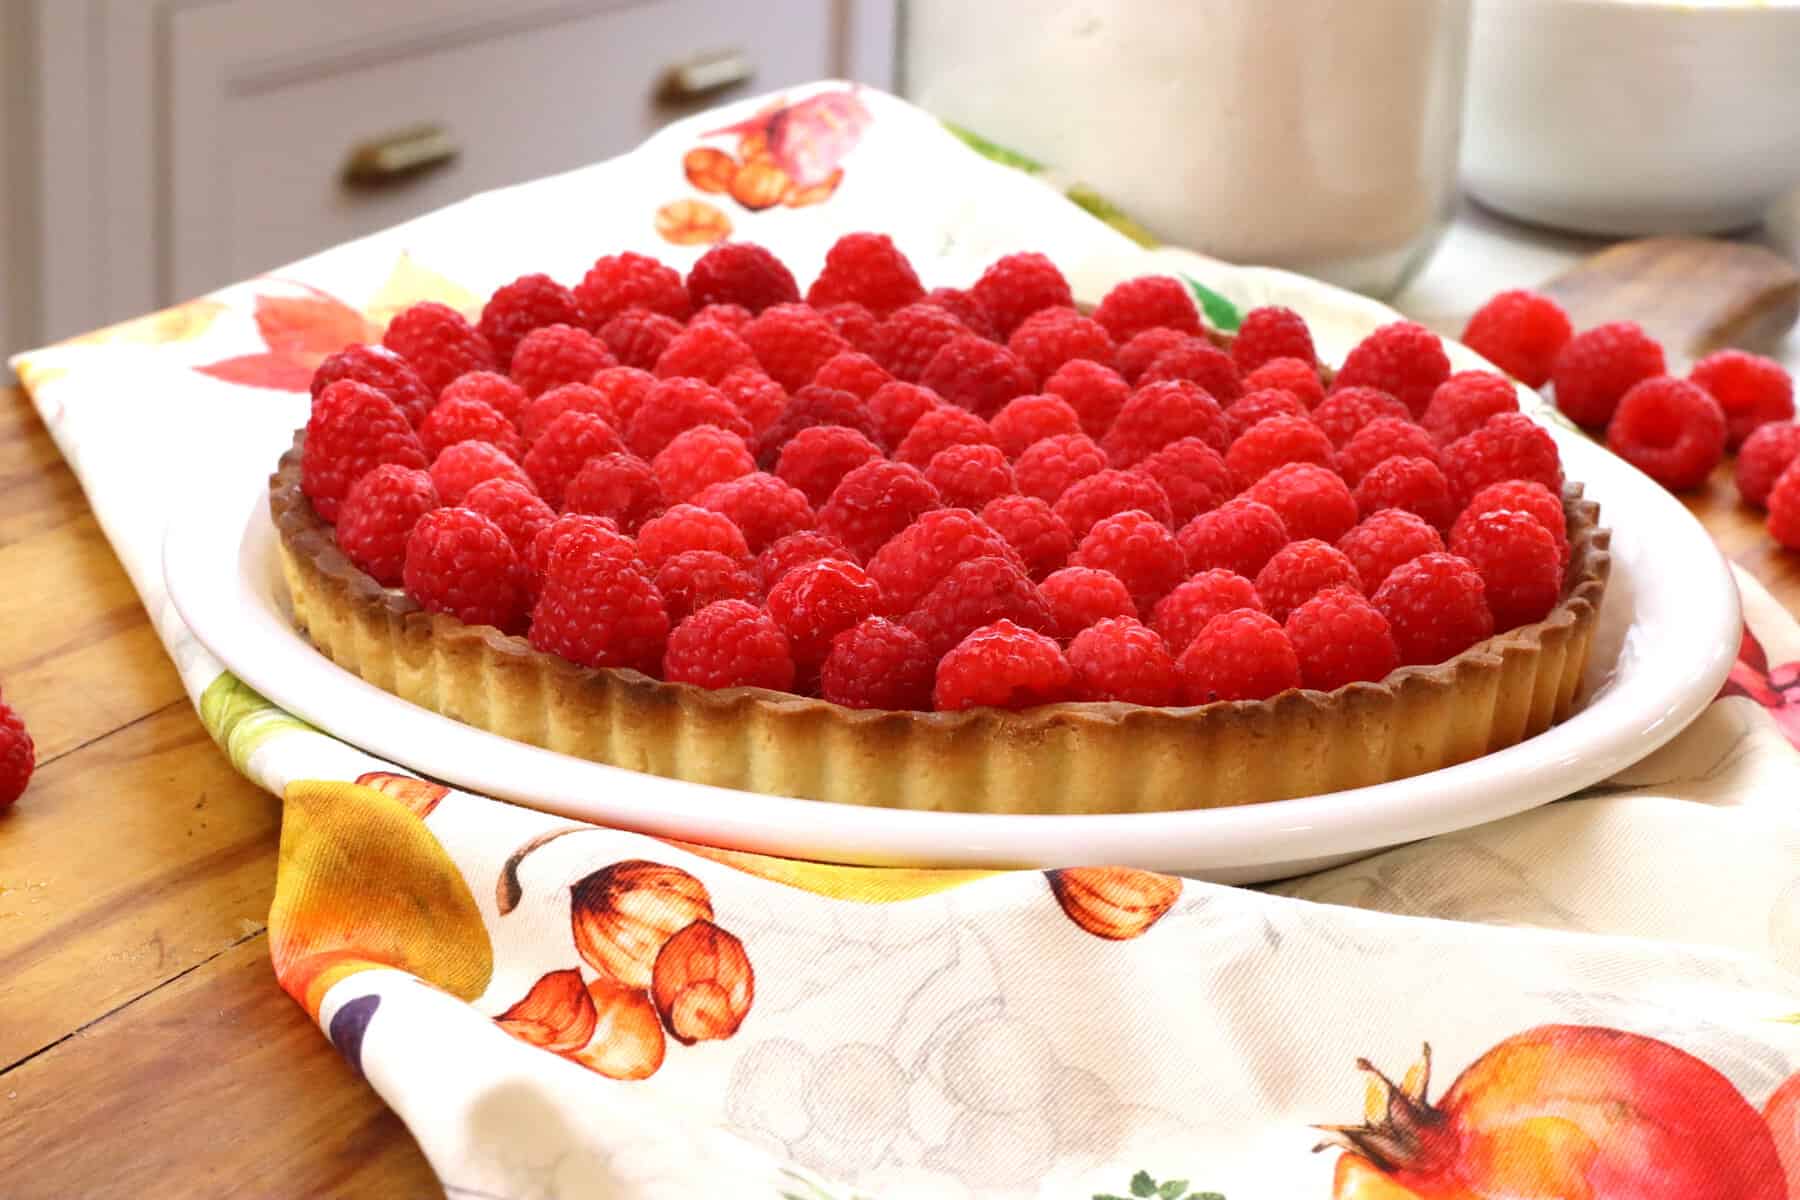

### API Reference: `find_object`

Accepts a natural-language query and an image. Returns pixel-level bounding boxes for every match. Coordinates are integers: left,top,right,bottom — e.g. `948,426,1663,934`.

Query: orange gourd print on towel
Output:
1047,866,1183,940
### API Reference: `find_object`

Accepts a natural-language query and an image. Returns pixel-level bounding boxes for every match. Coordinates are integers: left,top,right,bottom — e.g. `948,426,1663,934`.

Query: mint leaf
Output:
1192,1193,1227,1200
1130,1172,1158,1198
1092,1194,1133,1200
1159,1182,1189,1199
1180,275,1242,333
942,122,1046,174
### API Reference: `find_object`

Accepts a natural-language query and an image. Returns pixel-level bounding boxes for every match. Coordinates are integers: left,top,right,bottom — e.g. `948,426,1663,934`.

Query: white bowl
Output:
1463,0,1800,236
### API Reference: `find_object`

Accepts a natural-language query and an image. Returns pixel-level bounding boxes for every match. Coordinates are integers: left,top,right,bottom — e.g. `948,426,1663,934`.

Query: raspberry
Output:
0,701,33,810
1244,462,1359,543
1053,468,1173,538
766,558,885,673
1604,375,1726,491
1372,552,1494,666
1092,276,1201,344
1043,359,1132,438
1103,380,1230,467
743,303,849,391
1007,307,1116,379
1116,328,1193,386
1421,371,1519,446
971,252,1074,338
1070,509,1186,609
1151,569,1262,656
818,459,942,560
531,535,668,673
921,287,998,340
693,472,816,554
818,302,881,354
303,380,430,521
1285,588,1399,691
980,494,1073,581
1331,321,1451,418
1177,609,1301,704
1353,456,1456,531
690,303,754,334
925,444,1016,510
804,232,925,315
1253,538,1362,622
1243,357,1325,409
1230,306,1317,373
652,424,755,504
440,370,529,426
933,620,1072,711
598,309,684,370
564,452,664,533
1690,349,1794,448
519,382,617,445
1769,462,1800,548
653,549,759,624
463,477,556,563
663,600,795,691
775,424,885,506
403,507,527,632
757,529,856,591
1455,480,1568,566
479,273,584,367
866,381,941,448
430,440,533,506
896,405,999,469
575,251,690,326
1139,339,1243,404
528,513,631,586
524,410,625,508
717,366,788,435
1226,415,1338,490
1550,321,1666,428
1177,498,1288,578
653,323,757,384
382,302,497,395
1067,617,1181,705
1226,388,1311,440
812,351,893,400
587,368,658,429
866,508,1019,614
1337,509,1446,593
419,394,524,461
336,465,439,586
904,556,1055,658
509,323,615,398
1337,417,1440,487
311,344,433,427
755,385,883,466
1039,565,1137,643
1449,508,1562,630
870,303,969,382
1461,290,1572,388
637,504,750,570
1441,412,1563,506
821,617,936,709
626,377,749,460
918,335,1036,418
1136,437,1232,527
991,393,1084,458
686,241,800,314
1736,422,1800,508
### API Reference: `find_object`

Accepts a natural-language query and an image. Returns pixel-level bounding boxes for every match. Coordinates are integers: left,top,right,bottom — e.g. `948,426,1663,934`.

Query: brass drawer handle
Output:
656,49,755,104
342,123,459,188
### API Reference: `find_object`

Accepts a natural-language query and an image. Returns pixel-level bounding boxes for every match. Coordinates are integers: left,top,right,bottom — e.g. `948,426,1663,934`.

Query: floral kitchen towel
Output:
13,83,1800,1198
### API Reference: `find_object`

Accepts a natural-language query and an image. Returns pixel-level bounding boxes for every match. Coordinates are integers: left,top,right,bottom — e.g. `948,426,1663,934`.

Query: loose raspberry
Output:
1177,498,1289,578
1337,417,1440,487
1421,371,1519,445
1690,349,1794,449
337,464,439,586
896,405,999,469
1226,388,1311,440
598,309,684,370
575,251,690,327
440,370,529,426
1768,462,1800,548
1461,290,1572,388
693,472,816,554
587,368,659,429
1337,509,1446,593
818,302,880,354
652,424,755,504
1253,538,1362,622
1151,569,1262,655
382,302,498,396
430,440,533,506
1178,609,1301,704
921,287,998,340
1070,509,1186,609
1449,508,1562,630
1116,328,1193,386
757,529,856,591
1372,552,1494,666
527,513,632,587
519,381,617,445
1441,412,1564,506
1285,588,1399,691
636,503,750,570
1604,375,1726,491
866,508,1019,614
311,344,433,427
1455,480,1568,566
1067,617,1181,705
1053,468,1173,539
1231,306,1317,373
817,460,942,560
664,600,794,691
626,377,749,460
925,444,1016,510
991,393,1084,459
804,232,925,315
716,366,787,436
1007,307,1116,380
934,620,1072,711
419,394,524,461
303,380,430,521
918,334,1036,418
509,323,615,398
1243,357,1325,409
524,410,625,508
1353,456,1456,531
905,556,1055,658
1139,339,1243,404
766,558,885,674
743,303,850,391
565,452,664,533
653,323,757,384
775,424,885,507
980,494,1073,580
479,273,584,367
1312,386,1410,447
755,385,884,466
1245,463,1359,544
866,381,941,448
971,252,1074,338
686,241,799,314
1332,321,1451,418
1043,359,1132,437
870,303,969,382
812,351,893,400
1736,422,1800,508
0,701,33,811
463,477,556,563
821,617,935,709
403,507,526,632
1136,437,1232,527
531,535,668,673
1092,276,1201,344
690,303,754,335
1550,321,1666,428
653,549,759,625
1226,415,1338,490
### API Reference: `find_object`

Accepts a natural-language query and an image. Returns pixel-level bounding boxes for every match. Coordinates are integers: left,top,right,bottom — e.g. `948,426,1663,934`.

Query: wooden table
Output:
0,377,1795,1199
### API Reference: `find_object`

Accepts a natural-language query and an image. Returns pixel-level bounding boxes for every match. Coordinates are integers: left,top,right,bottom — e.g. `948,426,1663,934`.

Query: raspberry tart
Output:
271,235,1609,814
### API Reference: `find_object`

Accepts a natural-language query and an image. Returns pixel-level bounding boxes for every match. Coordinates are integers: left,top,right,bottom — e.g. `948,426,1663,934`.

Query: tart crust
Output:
270,433,1610,815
